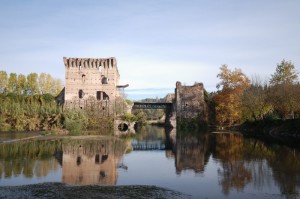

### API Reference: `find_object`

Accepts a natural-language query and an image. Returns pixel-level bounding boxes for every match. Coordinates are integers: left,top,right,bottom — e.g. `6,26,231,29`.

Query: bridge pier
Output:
114,119,135,135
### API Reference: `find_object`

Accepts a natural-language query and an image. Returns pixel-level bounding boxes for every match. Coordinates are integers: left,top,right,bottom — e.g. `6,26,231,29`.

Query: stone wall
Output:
175,81,208,122
63,57,121,109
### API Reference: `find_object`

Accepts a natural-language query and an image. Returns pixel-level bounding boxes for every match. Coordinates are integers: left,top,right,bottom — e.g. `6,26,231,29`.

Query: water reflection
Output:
0,138,129,186
212,133,252,195
175,132,211,174
0,140,62,182
1,128,300,198
132,125,166,150
215,132,300,198
61,139,128,185
174,131,300,198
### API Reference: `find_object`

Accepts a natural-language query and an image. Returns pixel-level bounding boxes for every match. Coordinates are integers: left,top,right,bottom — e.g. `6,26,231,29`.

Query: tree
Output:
39,73,62,95
242,85,272,121
16,74,27,95
214,65,250,126
269,83,300,119
8,73,17,93
53,78,63,96
269,60,300,119
0,71,8,93
217,65,250,92
241,76,273,121
38,73,47,94
27,73,39,95
270,59,299,85
45,74,54,95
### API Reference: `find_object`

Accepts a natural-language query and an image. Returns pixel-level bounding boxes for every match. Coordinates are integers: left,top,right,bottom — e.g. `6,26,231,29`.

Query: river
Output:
0,126,300,199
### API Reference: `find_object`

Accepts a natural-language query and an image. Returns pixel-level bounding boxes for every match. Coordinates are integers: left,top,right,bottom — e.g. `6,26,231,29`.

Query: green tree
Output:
53,78,63,96
270,59,299,85
16,74,27,95
39,73,63,95
38,73,48,94
8,73,17,93
27,73,39,95
241,77,273,121
269,60,300,119
0,71,8,93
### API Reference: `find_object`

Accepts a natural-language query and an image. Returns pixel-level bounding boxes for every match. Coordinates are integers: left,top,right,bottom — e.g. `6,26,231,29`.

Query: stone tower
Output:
175,81,208,121
62,57,123,108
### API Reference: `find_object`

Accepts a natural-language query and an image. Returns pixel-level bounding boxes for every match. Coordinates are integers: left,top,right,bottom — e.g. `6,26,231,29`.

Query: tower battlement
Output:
63,57,117,70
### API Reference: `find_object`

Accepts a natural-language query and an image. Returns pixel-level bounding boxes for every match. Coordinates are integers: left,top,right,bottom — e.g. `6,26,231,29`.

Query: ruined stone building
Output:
57,57,128,109
175,81,208,122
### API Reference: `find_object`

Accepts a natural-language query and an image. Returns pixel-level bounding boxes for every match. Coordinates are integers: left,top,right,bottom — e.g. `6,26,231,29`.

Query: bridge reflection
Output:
131,140,165,150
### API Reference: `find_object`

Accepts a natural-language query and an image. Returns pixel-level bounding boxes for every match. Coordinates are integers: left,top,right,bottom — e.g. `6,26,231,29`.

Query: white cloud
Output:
0,0,300,99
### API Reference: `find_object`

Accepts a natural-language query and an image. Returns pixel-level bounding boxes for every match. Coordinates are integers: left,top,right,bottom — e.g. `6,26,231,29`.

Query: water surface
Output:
0,126,299,199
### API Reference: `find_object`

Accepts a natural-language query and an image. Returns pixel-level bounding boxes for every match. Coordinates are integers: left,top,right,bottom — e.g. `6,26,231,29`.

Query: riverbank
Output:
0,183,189,199
238,119,300,145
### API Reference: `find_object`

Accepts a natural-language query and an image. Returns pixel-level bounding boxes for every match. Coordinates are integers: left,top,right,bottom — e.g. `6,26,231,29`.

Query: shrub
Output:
63,109,88,135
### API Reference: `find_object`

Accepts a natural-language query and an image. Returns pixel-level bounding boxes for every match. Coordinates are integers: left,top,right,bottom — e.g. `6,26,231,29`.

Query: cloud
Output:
0,0,300,100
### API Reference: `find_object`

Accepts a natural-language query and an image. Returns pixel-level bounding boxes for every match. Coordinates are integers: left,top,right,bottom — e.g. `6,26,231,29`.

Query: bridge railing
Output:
132,102,172,109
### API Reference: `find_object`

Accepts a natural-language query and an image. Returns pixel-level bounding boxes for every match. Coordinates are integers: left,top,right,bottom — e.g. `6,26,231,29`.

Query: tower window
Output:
79,89,83,99
102,77,109,84
96,91,101,100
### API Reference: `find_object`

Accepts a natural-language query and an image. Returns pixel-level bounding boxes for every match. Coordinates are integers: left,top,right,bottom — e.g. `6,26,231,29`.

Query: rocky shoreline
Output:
0,183,189,199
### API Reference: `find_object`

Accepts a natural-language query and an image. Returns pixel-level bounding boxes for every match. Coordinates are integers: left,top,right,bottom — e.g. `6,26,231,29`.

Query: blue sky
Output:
0,0,299,100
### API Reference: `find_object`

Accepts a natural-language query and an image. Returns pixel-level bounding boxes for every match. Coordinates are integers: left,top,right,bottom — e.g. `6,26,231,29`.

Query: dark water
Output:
0,126,300,199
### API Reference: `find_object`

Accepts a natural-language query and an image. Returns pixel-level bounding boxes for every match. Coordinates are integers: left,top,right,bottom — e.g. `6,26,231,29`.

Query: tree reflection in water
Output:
213,133,252,195
1,129,300,198
0,140,62,179
0,138,129,186
175,130,300,198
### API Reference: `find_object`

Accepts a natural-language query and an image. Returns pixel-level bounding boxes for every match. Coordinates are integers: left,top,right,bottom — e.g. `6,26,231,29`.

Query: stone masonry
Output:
61,57,123,108
175,81,208,122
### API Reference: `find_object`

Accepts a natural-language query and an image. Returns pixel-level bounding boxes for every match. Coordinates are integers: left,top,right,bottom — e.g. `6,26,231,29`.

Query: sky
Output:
0,0,299,100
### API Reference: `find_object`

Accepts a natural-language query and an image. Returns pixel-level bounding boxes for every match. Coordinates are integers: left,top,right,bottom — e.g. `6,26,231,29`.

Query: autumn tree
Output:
269,83,300,119
0,71,8,93
213,65,250,126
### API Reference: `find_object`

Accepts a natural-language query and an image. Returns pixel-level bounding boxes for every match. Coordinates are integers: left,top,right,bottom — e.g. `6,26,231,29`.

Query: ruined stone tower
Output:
61,57,125,108
175,81,208,121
